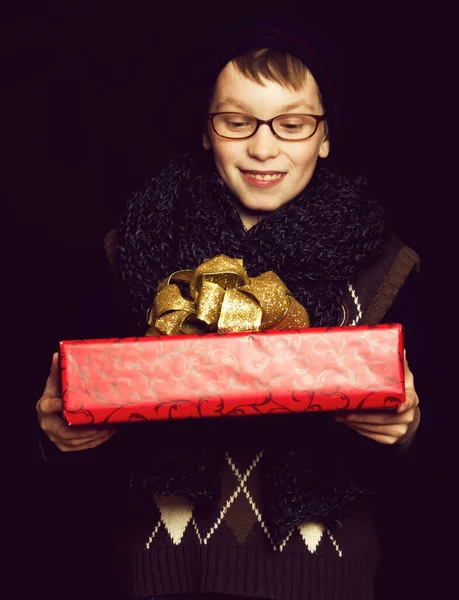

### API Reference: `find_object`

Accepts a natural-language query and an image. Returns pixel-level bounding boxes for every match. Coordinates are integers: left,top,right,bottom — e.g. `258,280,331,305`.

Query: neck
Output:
236,205,268,231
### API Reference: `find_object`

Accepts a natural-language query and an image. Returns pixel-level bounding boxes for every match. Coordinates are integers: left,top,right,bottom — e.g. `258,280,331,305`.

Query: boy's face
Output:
203,62,330,219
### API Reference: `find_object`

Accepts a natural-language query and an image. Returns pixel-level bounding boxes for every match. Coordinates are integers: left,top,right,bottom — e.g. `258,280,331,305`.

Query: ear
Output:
319,136,330,159
202,132,212,151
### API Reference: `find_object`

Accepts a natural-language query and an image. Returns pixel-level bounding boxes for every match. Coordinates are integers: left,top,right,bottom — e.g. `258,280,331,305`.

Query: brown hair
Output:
231,47,312,92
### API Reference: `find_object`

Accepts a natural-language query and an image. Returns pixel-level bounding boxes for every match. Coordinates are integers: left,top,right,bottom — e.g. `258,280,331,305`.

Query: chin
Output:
239,195,290,213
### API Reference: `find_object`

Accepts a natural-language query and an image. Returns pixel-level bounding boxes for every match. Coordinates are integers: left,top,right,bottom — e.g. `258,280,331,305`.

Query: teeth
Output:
247,173,284,181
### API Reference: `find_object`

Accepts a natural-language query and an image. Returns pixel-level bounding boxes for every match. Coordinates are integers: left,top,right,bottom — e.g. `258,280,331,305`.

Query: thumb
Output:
44,353,61,398
39,394,63,414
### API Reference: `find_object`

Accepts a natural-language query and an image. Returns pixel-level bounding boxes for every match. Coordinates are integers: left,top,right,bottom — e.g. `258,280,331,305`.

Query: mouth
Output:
239,169,287,187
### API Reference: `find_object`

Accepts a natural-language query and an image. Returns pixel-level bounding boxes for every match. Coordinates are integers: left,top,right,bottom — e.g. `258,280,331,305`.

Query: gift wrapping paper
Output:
60,324,405,425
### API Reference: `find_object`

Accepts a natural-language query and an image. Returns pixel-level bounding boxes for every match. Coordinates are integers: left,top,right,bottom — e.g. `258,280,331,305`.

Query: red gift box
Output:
60,324,405,425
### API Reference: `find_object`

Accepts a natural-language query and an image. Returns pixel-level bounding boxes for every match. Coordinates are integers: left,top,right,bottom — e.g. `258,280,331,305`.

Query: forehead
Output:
211,62,323,115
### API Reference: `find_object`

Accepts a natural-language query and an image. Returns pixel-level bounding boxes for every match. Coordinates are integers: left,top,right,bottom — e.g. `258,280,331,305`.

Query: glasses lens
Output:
273,115,318,140
213,113,256,138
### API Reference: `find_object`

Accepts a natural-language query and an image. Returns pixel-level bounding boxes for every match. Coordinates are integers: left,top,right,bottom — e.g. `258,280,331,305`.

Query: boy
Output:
38,22,421,600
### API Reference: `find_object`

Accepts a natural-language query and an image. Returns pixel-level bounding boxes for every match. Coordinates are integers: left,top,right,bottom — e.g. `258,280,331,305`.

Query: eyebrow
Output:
215,98,316,113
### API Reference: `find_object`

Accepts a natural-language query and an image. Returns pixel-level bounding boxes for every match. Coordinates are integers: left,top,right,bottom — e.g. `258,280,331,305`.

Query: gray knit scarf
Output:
116,152,389,542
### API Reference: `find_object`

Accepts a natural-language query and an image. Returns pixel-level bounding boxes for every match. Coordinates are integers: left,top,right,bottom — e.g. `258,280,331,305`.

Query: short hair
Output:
231,47,325,107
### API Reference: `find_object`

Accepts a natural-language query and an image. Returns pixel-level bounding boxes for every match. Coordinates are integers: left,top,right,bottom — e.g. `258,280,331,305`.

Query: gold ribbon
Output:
146,255,310,336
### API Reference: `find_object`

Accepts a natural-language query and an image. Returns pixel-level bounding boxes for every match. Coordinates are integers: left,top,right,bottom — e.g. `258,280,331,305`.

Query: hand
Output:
37,353,117,452
334,351,420,445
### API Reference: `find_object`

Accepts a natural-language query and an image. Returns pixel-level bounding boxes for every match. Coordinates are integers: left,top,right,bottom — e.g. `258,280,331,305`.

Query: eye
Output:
225,118,252,129
212,113,255,138
280,123,303,131
274,115,317,139
277,117,306,131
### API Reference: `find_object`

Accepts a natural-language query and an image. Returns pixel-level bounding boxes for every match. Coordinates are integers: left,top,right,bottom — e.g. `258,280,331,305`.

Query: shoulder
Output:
343,235,421,326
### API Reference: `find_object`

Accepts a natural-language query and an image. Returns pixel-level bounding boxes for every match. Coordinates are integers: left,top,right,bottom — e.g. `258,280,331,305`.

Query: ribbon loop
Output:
146,255,310,336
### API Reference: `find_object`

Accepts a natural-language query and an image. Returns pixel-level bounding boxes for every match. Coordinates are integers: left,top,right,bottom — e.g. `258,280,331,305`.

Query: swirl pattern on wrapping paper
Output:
60,324,405,425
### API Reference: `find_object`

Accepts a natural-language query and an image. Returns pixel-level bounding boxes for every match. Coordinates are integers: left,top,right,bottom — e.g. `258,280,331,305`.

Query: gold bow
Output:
146,255,310,336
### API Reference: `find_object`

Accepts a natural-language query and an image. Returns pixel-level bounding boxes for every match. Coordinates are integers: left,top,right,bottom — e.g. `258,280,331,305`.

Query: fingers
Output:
335,406,421,445
335,407,415,426
342,425,401,445
49,428,118,452
342,421,410,438
42,413,117,449
334,414,412,442
343,409,420,445
43,416,115,440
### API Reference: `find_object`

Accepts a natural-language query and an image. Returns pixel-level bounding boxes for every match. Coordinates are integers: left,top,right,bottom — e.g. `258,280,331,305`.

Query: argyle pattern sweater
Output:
116,448,381,600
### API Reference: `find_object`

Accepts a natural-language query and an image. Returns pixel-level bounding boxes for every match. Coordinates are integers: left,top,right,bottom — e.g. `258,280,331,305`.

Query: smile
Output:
240,170,286,187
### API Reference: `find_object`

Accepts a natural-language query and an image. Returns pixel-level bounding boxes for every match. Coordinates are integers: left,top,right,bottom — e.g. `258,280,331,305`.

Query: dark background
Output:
3,2,449,598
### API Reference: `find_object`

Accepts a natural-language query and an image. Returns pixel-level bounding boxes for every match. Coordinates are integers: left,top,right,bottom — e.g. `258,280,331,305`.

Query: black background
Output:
3,2,449,598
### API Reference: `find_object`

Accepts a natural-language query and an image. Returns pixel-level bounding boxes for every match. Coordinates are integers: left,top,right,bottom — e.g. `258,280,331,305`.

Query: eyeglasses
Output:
208,112,326,141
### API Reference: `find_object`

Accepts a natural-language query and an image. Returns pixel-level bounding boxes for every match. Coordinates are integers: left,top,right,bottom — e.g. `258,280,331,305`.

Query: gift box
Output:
60,324,405,425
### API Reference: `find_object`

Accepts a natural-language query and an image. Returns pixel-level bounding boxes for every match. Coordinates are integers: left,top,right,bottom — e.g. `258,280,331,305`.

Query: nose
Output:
246,123,280,161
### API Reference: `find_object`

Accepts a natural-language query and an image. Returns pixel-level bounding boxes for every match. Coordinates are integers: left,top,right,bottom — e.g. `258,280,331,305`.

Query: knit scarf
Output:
116,152,389,542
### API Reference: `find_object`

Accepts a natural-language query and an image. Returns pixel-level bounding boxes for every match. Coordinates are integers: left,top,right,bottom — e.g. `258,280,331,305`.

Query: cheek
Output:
212,140,240,172
290,144,321,173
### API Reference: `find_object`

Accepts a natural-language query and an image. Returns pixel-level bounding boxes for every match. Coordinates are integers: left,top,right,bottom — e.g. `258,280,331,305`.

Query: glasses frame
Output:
208,111,326,141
